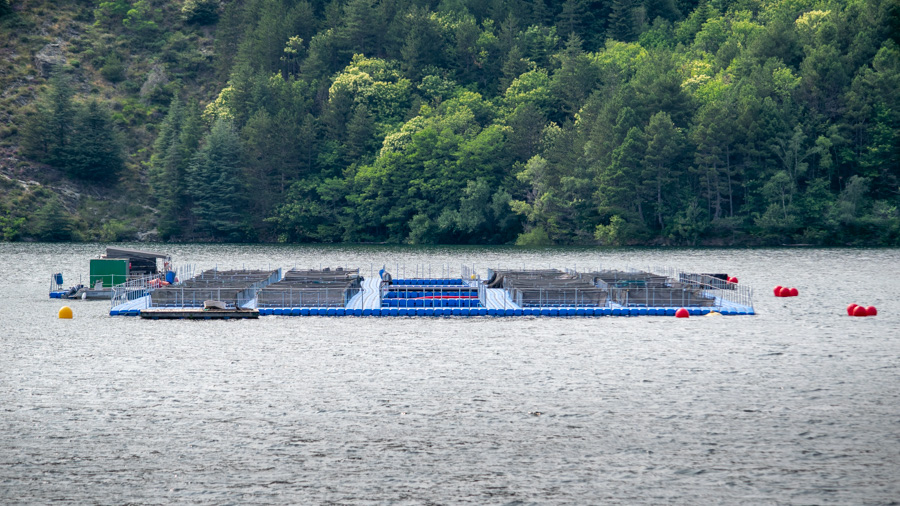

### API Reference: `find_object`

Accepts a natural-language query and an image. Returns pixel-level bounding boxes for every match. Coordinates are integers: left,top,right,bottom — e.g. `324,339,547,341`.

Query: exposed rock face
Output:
34,40,66,77
137,229,159,242
139,64,168,100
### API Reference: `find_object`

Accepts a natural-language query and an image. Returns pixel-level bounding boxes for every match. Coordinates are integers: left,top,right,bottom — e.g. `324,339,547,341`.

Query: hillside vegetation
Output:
1,0,898,245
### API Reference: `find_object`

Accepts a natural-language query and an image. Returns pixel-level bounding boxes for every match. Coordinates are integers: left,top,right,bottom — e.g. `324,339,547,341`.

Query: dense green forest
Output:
1,0,898,245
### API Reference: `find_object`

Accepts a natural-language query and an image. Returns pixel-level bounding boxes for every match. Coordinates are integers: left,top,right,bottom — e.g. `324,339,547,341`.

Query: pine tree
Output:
859,104,900,198
556,0,586,39
608,0,638,42
549,34,598,120
187,118,248,241
171,100,204,224
31,196,75,241
507,103,547,162
20,73,74,167
342,0,376,52
150,96,203,239
0,0,14,18
498,14,520,55
345,104,377,163
19,101,53,162
150,95,185,199
645,0,681,22
600,126,647,224
692,102,735,221
641,111,685,230
530,0,549,26
212,0,249,80
242,106,303,232
182,0,220,24
499,45,530,93
65,100,124,181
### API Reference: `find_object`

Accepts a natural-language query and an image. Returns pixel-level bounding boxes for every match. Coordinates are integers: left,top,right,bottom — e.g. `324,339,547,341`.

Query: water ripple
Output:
1,244,899,504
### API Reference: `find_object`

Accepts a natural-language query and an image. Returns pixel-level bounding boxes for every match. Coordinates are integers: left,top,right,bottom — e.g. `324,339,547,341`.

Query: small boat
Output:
50,247,172,300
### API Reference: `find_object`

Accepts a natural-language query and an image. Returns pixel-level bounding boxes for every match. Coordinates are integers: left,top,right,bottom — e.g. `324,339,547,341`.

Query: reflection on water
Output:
2,243,899,504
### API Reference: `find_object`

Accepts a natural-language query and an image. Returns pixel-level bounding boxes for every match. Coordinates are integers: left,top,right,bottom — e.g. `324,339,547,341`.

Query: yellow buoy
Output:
706,311,721,317
58,306,73,319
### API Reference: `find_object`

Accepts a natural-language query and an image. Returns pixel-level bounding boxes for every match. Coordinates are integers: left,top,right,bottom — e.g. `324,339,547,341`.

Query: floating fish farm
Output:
110,264,754,319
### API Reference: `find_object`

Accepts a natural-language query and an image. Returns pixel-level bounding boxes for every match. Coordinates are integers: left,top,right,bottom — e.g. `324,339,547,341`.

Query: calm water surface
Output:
2,243,899,504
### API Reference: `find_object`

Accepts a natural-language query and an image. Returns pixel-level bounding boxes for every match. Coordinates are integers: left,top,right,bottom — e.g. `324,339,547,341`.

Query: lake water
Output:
2,243,899,504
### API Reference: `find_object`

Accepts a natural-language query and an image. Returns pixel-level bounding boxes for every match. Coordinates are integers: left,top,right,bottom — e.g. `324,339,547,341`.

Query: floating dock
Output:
109,265,754,318
140,308,259,320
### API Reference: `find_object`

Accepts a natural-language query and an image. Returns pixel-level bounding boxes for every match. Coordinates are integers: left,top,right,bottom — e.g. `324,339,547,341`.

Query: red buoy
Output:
852,305,868,317
774,285,783,296
866,306,878,316
789,287,799,297
730,276,739,284
675,308,690,318
847,304,858,316
779,286,792,297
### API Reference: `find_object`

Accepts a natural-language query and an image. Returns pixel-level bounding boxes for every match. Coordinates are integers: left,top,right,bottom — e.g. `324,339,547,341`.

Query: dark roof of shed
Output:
104,247,169,260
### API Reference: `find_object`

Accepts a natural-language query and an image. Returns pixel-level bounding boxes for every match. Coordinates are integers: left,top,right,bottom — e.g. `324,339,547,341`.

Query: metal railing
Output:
380,264,461,281
110,272,168,308
650,266,754,309
460,264,477,283
509,287,608,307
607,286,715,307
149,267,279,309
257,285,362,308
50,273,67,293
110,264,194,309
54,273,156,293
149,287,256,309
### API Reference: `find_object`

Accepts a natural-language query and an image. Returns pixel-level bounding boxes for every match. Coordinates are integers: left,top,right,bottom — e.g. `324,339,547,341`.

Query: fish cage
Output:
579,269,715,308
483,266,753,312
148,269,280,309
256,268,362,308
486,269,609,307
651,266,753,310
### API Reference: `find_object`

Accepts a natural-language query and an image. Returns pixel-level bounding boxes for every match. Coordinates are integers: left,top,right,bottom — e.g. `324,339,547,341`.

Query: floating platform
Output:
140,308,259,320
257,307,752,317
50,288,114,300
110,266,755,318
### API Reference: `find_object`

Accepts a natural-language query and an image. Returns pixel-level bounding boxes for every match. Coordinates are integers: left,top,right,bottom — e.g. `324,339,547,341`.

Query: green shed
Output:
90,258,128,288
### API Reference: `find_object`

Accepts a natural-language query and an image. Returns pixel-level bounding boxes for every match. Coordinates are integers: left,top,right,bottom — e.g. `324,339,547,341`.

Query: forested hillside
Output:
1,0,898,245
